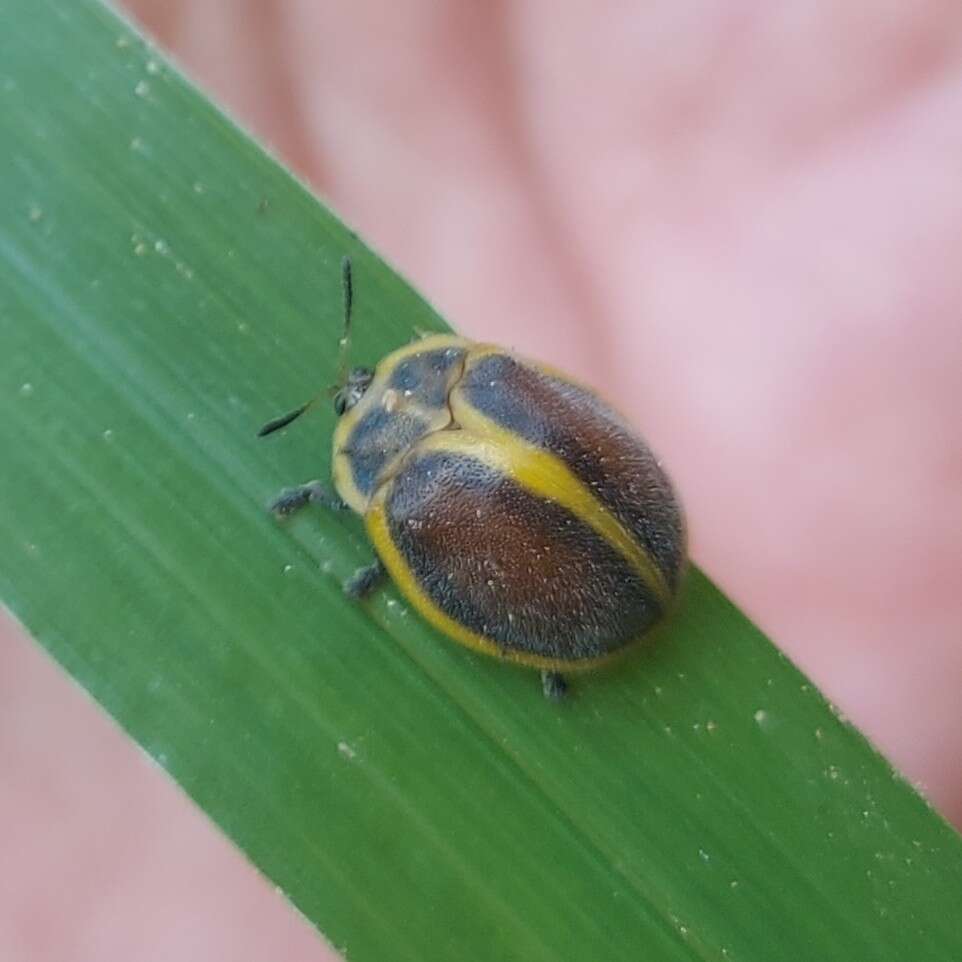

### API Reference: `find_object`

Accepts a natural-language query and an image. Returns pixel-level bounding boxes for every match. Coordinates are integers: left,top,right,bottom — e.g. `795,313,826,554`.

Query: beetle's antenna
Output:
332,256,354,393
257,402,312,437
257,257,354,438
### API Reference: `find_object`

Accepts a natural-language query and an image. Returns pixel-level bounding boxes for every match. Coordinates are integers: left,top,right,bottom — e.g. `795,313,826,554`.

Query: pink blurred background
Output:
3,2,961,959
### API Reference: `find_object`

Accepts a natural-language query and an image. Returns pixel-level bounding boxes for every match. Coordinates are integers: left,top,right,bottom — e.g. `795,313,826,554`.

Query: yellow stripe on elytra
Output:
414,425,671,607
366,496,615,672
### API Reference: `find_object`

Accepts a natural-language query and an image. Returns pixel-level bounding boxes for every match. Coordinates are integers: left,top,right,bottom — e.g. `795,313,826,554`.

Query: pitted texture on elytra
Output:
386,450,663,661
459,353,685,589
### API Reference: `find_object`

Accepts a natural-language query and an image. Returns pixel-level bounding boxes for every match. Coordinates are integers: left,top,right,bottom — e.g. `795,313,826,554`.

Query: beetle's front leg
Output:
269,480,347,518
344,559,387,599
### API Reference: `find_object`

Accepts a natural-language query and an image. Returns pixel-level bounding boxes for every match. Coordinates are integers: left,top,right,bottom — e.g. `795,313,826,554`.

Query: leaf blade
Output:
1,3,960,961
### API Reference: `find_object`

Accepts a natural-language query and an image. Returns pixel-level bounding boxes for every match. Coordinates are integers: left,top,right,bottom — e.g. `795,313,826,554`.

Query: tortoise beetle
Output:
260,259,686,698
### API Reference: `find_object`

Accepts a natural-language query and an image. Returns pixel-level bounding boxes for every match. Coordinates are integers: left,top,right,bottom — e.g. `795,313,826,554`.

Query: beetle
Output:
260,258,686,698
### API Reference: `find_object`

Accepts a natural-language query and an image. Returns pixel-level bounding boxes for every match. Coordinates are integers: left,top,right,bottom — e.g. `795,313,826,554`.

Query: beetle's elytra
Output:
261,259,686,697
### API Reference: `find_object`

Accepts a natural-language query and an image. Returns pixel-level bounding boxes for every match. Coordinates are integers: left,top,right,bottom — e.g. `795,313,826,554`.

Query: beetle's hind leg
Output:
344,559,387,599
269,481,347,518
541,671,568,700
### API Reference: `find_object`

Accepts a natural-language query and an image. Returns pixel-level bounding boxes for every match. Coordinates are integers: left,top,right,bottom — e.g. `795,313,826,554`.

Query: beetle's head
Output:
333,366,374,416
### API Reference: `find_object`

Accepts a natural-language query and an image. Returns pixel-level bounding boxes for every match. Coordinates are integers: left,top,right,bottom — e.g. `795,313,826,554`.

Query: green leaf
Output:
2,2,960,960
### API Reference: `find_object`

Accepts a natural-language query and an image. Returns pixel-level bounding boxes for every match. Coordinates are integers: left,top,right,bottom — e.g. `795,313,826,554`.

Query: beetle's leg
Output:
541,671,568,700
269,480,347,518
344,559,387,600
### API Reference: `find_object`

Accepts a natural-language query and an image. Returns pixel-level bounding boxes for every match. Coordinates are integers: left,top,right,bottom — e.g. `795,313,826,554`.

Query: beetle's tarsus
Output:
541,671,568,700
269,481,346,518
344,559,387,599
